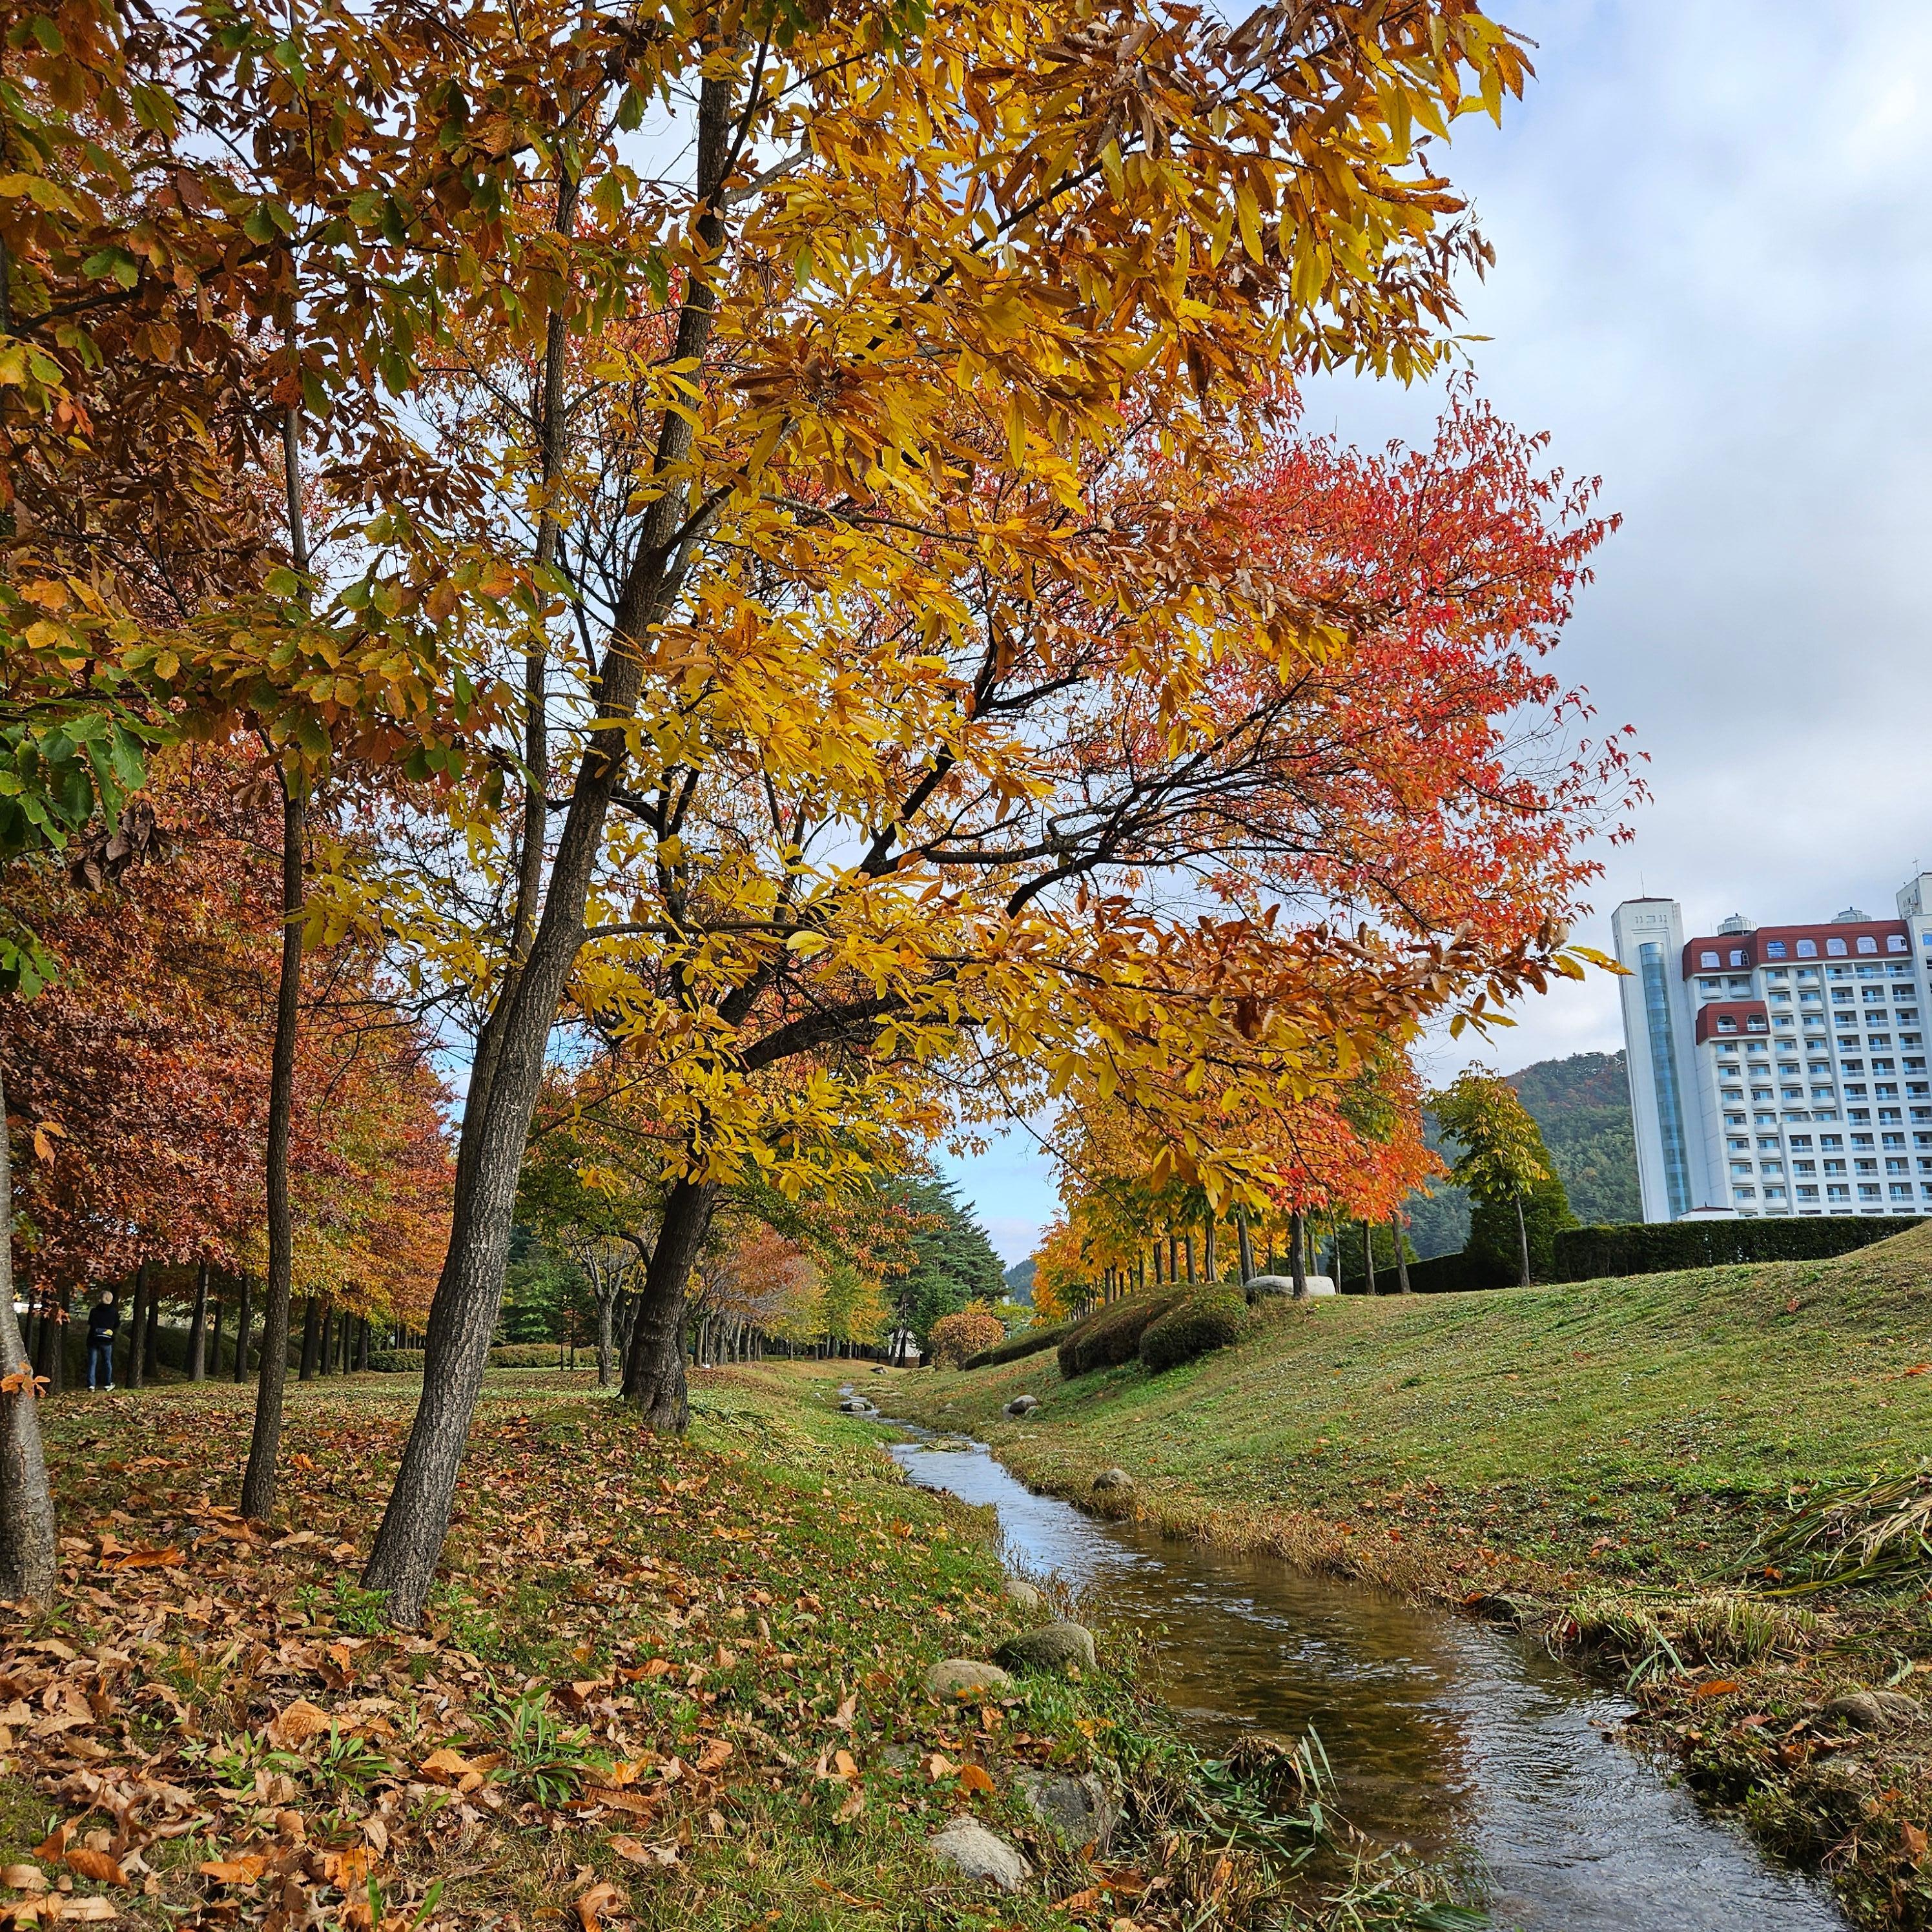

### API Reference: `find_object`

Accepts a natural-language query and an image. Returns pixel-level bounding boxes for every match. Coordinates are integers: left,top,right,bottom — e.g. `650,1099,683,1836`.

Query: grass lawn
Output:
885,1223,1932,1930
0,1365,1459,1932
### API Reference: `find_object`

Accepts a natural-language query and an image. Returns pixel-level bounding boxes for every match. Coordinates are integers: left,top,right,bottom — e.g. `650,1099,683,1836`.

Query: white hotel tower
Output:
1612,874,1932,1222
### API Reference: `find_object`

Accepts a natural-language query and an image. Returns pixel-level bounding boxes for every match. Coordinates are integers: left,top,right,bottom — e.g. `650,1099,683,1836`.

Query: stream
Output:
881,1423,1846,1932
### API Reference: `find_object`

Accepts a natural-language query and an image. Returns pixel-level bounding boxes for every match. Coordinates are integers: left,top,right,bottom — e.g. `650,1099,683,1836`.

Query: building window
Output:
1717,1016,1737,1033
1828,938,1848,956
1700,950,1720,968
1730,949,1746,966
1888,934,1907,952
1858,936,1878,954
1766,941,1787,960
1798,940,1818,957
1860,1184,1882,1198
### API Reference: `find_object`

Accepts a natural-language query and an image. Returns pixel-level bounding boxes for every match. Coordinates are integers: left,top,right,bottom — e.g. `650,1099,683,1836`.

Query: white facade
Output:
1612,876,1932,1222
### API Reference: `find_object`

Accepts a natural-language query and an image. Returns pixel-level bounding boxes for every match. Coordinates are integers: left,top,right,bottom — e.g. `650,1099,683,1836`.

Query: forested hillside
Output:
1407,1051,1641,1257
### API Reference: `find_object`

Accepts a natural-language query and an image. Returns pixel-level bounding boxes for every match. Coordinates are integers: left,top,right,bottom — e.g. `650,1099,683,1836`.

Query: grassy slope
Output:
0,1366,1455,1932
889,1226,1932,1928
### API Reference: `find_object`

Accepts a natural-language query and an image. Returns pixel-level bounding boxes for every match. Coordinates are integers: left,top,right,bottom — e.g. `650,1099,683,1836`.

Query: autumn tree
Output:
1431,1065,1564,1286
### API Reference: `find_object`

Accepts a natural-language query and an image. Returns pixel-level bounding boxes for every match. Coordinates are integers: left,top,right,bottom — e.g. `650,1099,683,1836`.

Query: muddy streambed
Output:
881,1423,1844,1932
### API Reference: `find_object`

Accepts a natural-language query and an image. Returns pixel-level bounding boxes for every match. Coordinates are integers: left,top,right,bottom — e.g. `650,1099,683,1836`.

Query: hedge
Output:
369,1343,579,1373
1139,1291,1249,1373
1553,1215,1922,1282
1057,1291,1185,1379
963,1324,1066,1371
1402,1250,1514,1296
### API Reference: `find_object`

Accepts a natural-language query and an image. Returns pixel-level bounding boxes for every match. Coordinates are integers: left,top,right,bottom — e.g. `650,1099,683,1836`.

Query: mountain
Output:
1406,1050,1641,1257
1003,1258,1036,1304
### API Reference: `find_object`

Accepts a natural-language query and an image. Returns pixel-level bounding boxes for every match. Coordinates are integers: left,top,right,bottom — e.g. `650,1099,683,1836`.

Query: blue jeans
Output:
87,1339,114,1389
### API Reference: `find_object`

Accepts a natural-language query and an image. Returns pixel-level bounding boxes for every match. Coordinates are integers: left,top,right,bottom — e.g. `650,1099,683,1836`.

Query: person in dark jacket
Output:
86,1291,118,1390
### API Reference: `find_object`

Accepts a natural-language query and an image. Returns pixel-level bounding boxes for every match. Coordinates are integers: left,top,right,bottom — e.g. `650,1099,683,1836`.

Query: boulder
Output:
1004,1395,1040,1417
922,1435,974,1453
1092,1467,1133,1494
923,1657,1018,1702
1243,1274,1336,1300
839,1397,877,1415
993,1620,1096,1675
1002,1576,1043,1612
1823,1689,1924,1733
927,1818,1031,1893
1016,1769,1116,1851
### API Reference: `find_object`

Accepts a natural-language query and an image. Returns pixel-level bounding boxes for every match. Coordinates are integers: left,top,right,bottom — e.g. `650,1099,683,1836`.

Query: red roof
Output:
1683,921,1908,976
1694,1000,1769,1045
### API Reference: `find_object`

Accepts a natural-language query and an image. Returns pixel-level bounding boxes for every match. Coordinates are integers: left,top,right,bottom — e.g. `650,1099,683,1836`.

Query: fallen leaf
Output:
265,1701,334,1750
49,1898,116,1923
923,1752,956,1782
957,1763,996,1795
1904,1364,1931,1378
197,1858,267,1886
606,1836,653,1867
575,1881,623,1932
417,1747,478,1784
835,1783,864,1822
586,1787,660,1820
58,1854,123,1888
1691,1680,1741,1699
830,1749,857,1782
693,1737,731,1775
30,1831,69,1865
1,1870,46,1893
1903,1820,1928,1863
828,1692,857,1731
98,1547,182,1572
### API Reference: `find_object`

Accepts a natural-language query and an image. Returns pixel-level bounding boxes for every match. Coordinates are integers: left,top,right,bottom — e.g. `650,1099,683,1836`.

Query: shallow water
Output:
885,1428,1845,1932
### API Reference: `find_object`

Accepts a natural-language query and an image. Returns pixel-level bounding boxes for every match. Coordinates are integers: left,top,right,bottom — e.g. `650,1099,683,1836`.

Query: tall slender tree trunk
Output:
1362,1220,1377,1296
1202,1217,1217,1284
126,1260,148,1390
594,1291,615,1386
298,1297,320,1381
1290,1210,1308,1300
1235,1208,1254,1286
209,1294,225,1377
619,1178,719,1430
0,1060,57,1607
142,1282,159,1380
46,1290,66,1395
1392,1215,1412,1293
1514,1194,1532,1288
1184,1234,1196,1284
363,87,732,1626
188,1260,210,1381
232,1279,252,1383
317,1304,333,1377
238,683,307,1520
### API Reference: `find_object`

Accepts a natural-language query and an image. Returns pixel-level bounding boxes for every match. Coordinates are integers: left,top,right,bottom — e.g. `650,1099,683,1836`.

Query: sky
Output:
945,0,1932,1266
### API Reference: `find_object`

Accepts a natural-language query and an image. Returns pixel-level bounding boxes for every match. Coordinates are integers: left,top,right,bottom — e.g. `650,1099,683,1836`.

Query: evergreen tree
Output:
877,1177,1004,1341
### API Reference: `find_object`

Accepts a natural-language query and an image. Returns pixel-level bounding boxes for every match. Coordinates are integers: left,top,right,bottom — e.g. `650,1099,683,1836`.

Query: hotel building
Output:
1612,874,1932,1222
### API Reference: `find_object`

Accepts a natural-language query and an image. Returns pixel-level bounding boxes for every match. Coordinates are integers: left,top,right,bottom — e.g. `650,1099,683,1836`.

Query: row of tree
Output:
3,0,1627,1625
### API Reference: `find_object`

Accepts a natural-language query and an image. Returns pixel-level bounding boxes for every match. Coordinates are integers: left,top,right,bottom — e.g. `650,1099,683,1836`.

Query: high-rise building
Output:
1612,874,1932,1222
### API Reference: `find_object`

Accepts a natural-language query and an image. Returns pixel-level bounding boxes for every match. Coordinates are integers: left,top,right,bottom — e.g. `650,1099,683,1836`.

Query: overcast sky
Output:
947,0,1932,1264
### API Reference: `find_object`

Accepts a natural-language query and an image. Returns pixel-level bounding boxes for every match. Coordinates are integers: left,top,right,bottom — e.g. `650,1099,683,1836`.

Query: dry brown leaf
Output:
606,1836,653,1867
197,1858,267,1886
588,1787,660,1820
98,1548,182,1572
956,1763,996,1796
1690,1680,1741,1699
575,1881,623,1932
29,1831,70,1865
416,1747,477,1784
59,1854,123,1889
922,1752,956,1782
830,1750,858,1782
318,1848,368,1889
265,1701,334,1750
1903,1820,1928,1864
834,1783,864,1823
1,1872,45,1895
693,1738,731,1775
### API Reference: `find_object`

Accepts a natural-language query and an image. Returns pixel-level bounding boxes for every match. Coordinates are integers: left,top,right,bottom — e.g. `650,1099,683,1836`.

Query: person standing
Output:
85,1291,118,1391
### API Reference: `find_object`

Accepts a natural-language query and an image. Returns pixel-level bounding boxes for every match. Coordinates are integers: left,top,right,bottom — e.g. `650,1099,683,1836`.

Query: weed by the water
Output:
1754,1470,1932,1594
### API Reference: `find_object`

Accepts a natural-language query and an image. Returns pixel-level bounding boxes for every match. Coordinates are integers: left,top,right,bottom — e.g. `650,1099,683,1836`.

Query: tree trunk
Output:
1362,1220,1377,1296
362,79,734,1627
0,1058,57,1607
188,1260,210,1381
1392,1215,1412,1293
232,1279,252,1383
1235,1209,1254,1286
619,1178,719,1432
593,1290,615,1386
1515,1194,1532,1288
47,1288,66,1395
358,1319,371,1372
1202,1217,1217,1283
239,748,306,1521
318,1304,333,1377
126,1260,148,1390
209,1293,224,1377
299,1298,320,1381
1184,1234,1196,1284
1290,1210,1308,1300
142,1279,160,1380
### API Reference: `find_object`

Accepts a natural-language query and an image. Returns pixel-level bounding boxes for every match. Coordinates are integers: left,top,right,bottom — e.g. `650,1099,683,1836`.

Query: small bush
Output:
927,1306,1007,1370
1139,1291,1249,1373
1056,1291,1184,1379
962,1324,1066,1371
491,1342,566,1368
369,1350,424,1373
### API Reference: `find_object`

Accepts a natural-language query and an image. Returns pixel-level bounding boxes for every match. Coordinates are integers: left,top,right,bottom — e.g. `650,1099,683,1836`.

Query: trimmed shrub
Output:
928,1305,1008,1370
369,1350,424,1373
963,1324,1066,1371
1404,1250,1514,1296
1552,1215,1920,1282
1139,1291,1249,1373
491,1342,567,1368
1056,1291,1185,1379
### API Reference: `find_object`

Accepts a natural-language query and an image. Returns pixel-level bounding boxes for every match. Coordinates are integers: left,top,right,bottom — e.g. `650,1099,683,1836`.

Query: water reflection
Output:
887,1432,1845,1932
